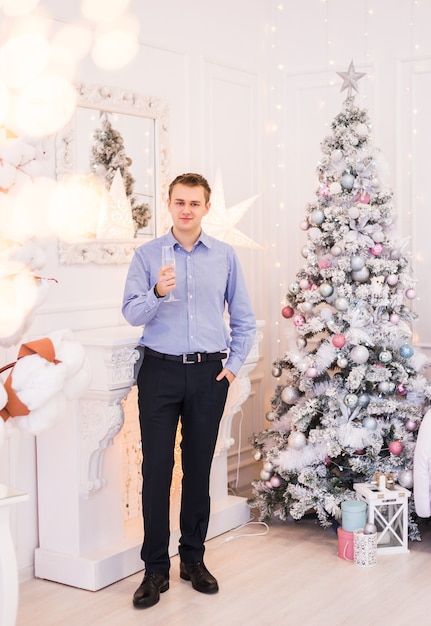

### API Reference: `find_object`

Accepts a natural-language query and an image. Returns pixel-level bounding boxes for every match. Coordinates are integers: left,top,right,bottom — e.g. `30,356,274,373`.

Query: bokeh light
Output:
0,33,49,88
49,174,104,241
2,0,40,17
81,0,130,23
14,74,77,136
91,28,139,70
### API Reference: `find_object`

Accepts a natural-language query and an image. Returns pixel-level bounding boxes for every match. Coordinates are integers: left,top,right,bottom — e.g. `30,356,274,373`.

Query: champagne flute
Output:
161,245,179,302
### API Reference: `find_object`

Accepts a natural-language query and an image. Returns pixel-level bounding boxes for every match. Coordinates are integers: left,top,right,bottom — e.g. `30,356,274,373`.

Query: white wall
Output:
2,0,431,581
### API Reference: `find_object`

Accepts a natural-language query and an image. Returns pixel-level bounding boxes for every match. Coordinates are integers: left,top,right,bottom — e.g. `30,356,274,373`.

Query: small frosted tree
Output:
90,113,151,234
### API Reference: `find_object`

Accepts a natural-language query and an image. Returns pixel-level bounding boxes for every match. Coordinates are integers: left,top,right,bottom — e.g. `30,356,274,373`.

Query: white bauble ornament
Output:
263,461,273,472
260,469,272,481
331,149,343,162
301,246,310,258
320,306,333,320
337,357,348,369
350,345,369,364
331,244,343,257
348,206,360,220
334,297,349,312
329,182,342,195
378,381,390,393
340,173,355,190
362,416,377,430
351,267,370,282
372,230,385,243
253,451,262,461
308,227,322,240
288,431,307,449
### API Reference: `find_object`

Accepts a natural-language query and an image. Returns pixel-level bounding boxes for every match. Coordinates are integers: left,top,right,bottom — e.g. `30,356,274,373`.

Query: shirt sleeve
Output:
122,247,162,326
224,249,256,375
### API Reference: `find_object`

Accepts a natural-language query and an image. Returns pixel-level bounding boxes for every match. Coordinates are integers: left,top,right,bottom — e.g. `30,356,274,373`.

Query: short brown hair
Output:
168,173,211,204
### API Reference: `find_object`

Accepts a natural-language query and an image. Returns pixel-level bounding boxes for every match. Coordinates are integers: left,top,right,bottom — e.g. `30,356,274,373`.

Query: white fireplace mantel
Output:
34,321,263,591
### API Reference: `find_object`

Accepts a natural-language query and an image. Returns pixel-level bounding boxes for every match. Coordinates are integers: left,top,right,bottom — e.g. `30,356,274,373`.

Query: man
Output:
122,172,256,609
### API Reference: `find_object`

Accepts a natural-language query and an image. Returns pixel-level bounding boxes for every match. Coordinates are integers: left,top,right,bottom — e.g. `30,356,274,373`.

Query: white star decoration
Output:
203,170,262,249
337,60,366,98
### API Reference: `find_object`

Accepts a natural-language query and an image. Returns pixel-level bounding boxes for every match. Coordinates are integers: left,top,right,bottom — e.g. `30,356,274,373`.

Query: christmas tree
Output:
249,62,431,540
90,112,151,234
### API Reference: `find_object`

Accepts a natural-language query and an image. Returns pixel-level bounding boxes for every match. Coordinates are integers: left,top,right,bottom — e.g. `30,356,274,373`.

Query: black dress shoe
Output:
133,571,169,609
180,561,219,594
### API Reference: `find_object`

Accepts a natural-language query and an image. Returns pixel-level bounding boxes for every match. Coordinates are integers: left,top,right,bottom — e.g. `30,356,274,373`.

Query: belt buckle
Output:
182,353,201,363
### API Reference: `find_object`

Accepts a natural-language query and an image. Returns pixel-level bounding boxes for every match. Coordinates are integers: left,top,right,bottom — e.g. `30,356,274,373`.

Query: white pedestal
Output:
35,322,263,590
0,484,29,626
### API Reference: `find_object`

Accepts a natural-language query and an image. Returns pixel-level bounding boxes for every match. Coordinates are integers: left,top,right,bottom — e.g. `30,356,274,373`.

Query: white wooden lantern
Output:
353,482,411,555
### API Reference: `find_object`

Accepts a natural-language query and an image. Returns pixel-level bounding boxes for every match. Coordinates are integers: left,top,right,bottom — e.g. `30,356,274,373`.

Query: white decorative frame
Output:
55,83,170,264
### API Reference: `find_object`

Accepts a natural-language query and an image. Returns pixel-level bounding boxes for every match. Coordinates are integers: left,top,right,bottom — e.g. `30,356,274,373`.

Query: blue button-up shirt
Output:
122,230,256,375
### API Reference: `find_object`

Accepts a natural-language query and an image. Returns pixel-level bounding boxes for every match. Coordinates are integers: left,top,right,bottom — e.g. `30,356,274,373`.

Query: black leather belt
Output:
144,347,226,364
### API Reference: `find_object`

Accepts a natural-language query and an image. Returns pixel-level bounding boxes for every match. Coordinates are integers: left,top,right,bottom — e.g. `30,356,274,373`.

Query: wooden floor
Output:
16,515,431,626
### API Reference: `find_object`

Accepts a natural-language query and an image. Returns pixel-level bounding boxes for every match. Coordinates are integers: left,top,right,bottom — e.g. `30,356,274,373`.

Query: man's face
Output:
167,183,210,234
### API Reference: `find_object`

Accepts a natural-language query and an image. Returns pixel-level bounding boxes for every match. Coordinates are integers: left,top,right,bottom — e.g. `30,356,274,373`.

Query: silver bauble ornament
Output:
398,469,413,489
340,173,355,190
263,461,273,472
319,283,334,298
272,366,282,378
337,357,348,369
362,416,377,430
363,522,377,535
289,282,300,294
351,266,370,282
281,386,299,405
301,246,310,258
350,255,364,271
379,350,393,364
296,337,307,349
266,410,277,422
344,393,358,408
253,450,262,461
358,393,371,407
311,208,325,225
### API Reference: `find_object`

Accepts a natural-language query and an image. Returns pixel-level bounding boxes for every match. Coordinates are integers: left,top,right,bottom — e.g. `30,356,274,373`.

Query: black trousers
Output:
137,353,229,573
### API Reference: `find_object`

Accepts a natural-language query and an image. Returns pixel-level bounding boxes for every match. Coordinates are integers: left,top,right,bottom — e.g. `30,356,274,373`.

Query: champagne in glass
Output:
161,245,179,302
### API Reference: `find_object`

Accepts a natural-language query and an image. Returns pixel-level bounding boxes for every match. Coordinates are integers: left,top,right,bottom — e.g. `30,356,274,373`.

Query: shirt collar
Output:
167,228,213,250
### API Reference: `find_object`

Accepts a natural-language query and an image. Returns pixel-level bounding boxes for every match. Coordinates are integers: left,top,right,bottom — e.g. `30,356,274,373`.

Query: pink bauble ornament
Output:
389,441,403,455
357,192,370,204
370,243,383,256
405,418,418,432
323,456,332,467
332,333,346,348
389,313,400,325
270,475,282,488
405,288,416,300
299,278,310,290
300,220,309,231
319,184,330,197
282,306,294,319
318,257,331,269
306,366,318,378
396,383,407,396
386,274,398,286
293,314,305,327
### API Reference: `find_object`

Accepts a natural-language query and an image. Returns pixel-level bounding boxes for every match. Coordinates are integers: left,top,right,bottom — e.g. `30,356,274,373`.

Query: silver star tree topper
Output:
337,60,366,98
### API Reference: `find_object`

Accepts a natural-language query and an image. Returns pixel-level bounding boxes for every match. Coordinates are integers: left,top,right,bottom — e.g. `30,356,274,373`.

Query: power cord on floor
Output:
207,517,270,549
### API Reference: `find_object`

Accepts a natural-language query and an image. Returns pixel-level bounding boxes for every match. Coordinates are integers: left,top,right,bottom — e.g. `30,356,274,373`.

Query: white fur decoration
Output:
338,422,373,449
277,442,328,472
